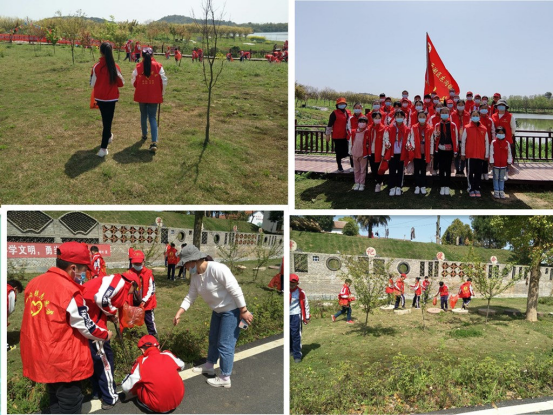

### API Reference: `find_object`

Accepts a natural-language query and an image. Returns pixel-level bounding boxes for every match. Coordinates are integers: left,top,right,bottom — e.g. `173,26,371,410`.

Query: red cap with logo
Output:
137,335,159,348
57,241,91,265
131,250,145,264
290,274,299,282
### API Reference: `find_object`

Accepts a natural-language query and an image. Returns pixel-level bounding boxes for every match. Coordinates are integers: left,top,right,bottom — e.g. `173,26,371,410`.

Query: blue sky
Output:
3,0,288,24
296,1,553,97
335,215,471,242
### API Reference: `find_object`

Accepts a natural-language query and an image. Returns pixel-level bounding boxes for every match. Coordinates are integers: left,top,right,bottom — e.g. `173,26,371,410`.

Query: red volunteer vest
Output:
368,123,386,162
491,139,511,168
21,267,94,383
167,247,179,265
491,112,513,144
412,123,433,163
123,267,157,310
385,123,410,161
134,60,164,104
459,282,472,299
464,122,488,160
331,109,350,139
479,114,493,144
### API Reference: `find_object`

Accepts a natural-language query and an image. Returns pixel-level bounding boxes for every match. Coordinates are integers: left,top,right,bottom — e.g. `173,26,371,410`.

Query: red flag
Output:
424,33,460,100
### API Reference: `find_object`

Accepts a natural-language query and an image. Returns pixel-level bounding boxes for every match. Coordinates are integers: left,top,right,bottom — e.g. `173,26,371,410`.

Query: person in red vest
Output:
124,250,157,336
198,48,203,62
465,91,475,113
165,47,171,60
366,99,382,126
350,102,364,131
393,274,407,309
479,102,495,181
489,125,513,199
458,278,475,310
167,242,179,281
384,110,411,197
410,277,422,309
192,48,198,62
350,115,370,191
434,281,449,311
411,111,433,195
422,276,431,304
332,278,355,323
7,279,24,351
451,99,470,176
289,274,310,363
83,273,135,410
423,94,435,118
385,276,395,305
122,335,185,413
326,97,352,173
491,99,517,179
490,92,502,116
133,41,141,62
382,97,395,125
401,90,413,111
175,47,182,65
368,111,387,192
226,51,233,61
20,241,112,414
433,107,459,196
90,42,125,158
461,110,489,198
124,39,132,62
132,47,167,153
408,100,424,128
90,245,107,278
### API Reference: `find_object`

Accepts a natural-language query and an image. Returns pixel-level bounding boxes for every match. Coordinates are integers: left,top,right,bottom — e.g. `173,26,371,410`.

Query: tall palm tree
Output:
354,216,390,238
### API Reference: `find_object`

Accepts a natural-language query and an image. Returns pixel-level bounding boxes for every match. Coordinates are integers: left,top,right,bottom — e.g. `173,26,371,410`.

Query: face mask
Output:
449,92,455,96
402,103,408,108
338,104,346,110
380,98,385,102
471,116,480,122
497,133,505,139
498,105,506,111
467,96,473,101
353,109,361,114
433,99,440,104
374,118,382,124
424,98,431,103
358,122,367,128
402,94,408,99
133,264,143,271
373,104,380,110
190,265,197,275
447,104,453,108
418,118,426,124
457,106,465,111
440,114,449,120
396,118,404,124
453,98,459,102
385,102,391,107
415,105,423,111
480,109,488,114
482,100,488,105
475,99,481,104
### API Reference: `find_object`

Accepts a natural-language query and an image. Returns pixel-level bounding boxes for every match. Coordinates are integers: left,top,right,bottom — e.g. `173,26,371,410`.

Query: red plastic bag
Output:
378,160,389,175
385,287,394,294
90,91,99,109
449,294,459,309
121,303,145,328
432,297,437,306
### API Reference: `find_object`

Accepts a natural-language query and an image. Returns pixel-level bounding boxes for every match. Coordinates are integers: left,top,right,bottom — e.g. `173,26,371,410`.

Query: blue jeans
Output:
207,308,241,376
441,295,449,310
139,103,158,142
290,314,302,359
334,306,351,321
493,167,506,192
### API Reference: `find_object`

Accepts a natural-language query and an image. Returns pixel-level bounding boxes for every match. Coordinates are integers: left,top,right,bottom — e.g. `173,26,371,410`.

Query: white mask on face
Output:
374,118,382,124
133,264,143,271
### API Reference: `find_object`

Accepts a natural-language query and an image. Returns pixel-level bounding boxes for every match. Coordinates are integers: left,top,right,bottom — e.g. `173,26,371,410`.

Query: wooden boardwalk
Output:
295,154,553,184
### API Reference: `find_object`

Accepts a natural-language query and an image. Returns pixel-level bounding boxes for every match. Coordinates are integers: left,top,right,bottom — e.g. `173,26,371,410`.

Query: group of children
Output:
326,89,514,199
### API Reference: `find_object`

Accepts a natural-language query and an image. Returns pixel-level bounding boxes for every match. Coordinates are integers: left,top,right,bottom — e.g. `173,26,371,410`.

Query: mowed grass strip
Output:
291,298,553,414
0,44,287,204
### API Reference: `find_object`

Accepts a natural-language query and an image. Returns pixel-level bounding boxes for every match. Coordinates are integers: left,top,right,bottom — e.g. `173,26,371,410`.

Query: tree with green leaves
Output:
45,27,60,54
342,221,359,236
470,216,507,249
343,255,389,335
354,216,390,238
59,10,85,64
442,218,473,246
491,216,553,322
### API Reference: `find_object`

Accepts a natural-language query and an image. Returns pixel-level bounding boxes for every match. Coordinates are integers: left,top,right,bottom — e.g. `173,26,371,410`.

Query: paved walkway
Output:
421,396,553,415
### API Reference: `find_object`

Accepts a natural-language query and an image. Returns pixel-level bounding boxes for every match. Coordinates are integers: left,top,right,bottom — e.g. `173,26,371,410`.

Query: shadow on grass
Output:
64,149,105,178
180,142,208,187
347,323,398,337
7,330,20,347
112,140,154,164
302,343,321,358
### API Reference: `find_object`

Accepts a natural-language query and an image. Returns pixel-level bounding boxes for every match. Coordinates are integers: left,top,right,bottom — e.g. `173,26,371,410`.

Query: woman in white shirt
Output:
173,245,253,388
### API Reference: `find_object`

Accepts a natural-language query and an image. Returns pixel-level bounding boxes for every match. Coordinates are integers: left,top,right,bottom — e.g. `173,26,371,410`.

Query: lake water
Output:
248,32,288,41
513,113,553,132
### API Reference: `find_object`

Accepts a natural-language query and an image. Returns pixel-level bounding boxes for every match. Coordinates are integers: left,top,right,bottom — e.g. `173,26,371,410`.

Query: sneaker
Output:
493,191,500,199
500,191,506,199
358,184,365,191
97,148,108,157
337,167,344,173
414,186,420,195
469,191,476,198
141,135,147,141
432,170,438,176
149,143,157,153
484,173,489,180
445,187,450,195
207,376,232,388
475,191,481,198
294,358,302,363
421,187,427,195
192,365,215,376
504,172,508,181
331,315,336,322
375,183,381,193
439,187,445,196
395,187,402,196
101,401,117,410
352,183,360,191
346,168,354,173
389,187,396,196
346,320,354,325
108,133,114,144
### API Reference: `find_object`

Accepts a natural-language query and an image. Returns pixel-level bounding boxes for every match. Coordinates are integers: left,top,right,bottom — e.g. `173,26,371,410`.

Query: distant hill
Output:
156,15,287,32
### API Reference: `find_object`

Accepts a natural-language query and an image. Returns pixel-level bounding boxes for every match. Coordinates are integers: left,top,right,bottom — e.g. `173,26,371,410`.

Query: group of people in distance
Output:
326,89,515,198
8,241,254,414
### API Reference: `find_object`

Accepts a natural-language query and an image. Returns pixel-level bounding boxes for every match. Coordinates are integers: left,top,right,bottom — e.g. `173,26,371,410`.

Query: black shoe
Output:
149,143,157,153
141,135,147,141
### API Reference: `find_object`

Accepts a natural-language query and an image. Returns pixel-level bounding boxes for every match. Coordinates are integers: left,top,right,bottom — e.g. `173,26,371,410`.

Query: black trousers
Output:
437,150,454,187
368,155,384,184
167,264,176,280
413,157,427,187
145,309,157,336
388,154,404,188
394,294,405,308
47,381,83,414
332,139,349,170
468,158,484,192
177,266,187,279
412,294,421,308
96,100,116,149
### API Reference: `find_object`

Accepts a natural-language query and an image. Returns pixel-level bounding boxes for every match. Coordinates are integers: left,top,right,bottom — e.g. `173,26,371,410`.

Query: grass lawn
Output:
7,259,283,414
290,230,513,263
291,297,553,414
295,174,553,209
0,43,287,205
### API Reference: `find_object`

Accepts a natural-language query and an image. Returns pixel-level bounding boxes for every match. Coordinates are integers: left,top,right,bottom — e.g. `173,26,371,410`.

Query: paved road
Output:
85,334,284,414
421,396,553,415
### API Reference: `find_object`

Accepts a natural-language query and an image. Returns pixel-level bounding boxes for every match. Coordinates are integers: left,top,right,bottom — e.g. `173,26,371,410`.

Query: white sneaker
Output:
439,187,445,196
421,187,427,195
108,133,113,144
346,168,354,173
97,148,108,157
500,191,506,199
493,191,500,199
192,365,215,376
396,187,402,196
207,376,231,388
445,187,450,195
414,186,420,195
352,183,360,191
432,170,438,176
375,184,381,193
389,187,396,196
504,172,508,181
359,184,365,191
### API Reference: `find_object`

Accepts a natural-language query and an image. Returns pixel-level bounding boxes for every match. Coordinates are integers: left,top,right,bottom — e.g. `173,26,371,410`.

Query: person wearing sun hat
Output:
122,335,185,413
491,98,517,179
173,245,253,388
290,274,310,363
326,97,352,172
20,241,112,414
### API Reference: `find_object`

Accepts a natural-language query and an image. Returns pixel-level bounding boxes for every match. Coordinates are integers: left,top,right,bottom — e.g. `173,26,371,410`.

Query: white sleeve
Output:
8,292,16,316
122,362,142,393
304,293,310,320
161,351,185,370
214,266,247,309
131,68,137,87
484,133,490,159
489,141,495,164
510,115,516,133
382,130,389,157
507,144,513,164
90,64,98,87
117,68,125,85
67,296,108,341
94,275,127,316
141,276,154,304
180,279,198,311
460,129,467,156
160,67,168,96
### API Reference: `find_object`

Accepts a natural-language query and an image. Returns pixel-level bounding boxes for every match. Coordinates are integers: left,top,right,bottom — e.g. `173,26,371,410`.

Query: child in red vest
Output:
393,274,407,309
332,279,355,324
434,281,449,311
422,276,430,304
489,126,513,199
90,246,107,278
409,277,422,309
290,274,310,363
458,278,475,309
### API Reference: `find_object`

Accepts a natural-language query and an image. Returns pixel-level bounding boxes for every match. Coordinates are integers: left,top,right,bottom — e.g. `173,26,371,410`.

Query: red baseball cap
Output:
493,92,501,98
131,250,145,264
290,274,299,282
466,91,473,96
401,273,407,278
137,335,159,348
57,241,91,265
